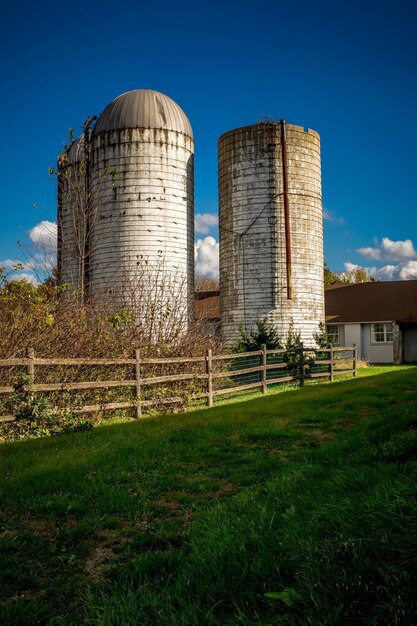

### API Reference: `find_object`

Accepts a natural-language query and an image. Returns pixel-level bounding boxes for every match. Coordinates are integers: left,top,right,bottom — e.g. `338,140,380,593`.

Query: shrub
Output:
0,374,92,441
283,324,303,377
233,319,282,352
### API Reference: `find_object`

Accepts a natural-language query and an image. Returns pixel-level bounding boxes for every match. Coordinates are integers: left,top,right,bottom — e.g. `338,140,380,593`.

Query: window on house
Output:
326,324,340,346
371,322,393,343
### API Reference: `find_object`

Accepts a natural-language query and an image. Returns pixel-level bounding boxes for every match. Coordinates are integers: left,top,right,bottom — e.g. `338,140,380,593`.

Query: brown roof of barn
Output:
194,290,220,319
194,282,417,324
325,280,417,323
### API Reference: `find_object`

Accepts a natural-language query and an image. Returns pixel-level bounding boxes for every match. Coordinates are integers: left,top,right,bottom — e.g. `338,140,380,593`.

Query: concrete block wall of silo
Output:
58,135,86,296
218,122,324,346
89,90,194,335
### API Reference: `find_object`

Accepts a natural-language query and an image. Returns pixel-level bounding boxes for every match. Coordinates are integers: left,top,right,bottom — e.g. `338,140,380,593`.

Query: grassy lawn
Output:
1,365,417,625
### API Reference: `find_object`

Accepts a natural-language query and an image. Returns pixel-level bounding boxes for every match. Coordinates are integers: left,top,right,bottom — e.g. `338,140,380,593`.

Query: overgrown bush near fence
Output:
0,271,358,442
0,271,223,437
0,344,357,441
0,269,222,362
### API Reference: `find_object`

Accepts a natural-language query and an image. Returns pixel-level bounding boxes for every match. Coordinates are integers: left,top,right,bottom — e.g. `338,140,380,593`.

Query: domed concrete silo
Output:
57,134,87,298
218,121,324,346
90,89,194,332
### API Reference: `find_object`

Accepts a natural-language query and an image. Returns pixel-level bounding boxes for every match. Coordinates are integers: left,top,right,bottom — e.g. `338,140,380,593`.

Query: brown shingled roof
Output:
325,281,417,323
194,282,417,325
194,291,220,320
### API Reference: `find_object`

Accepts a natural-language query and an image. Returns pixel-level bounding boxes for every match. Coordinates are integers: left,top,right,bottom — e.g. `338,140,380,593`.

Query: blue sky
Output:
1,0,416,281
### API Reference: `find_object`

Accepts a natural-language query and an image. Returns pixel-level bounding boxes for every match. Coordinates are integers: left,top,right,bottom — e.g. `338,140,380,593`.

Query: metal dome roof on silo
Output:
67,135,84,163
94,89,193,138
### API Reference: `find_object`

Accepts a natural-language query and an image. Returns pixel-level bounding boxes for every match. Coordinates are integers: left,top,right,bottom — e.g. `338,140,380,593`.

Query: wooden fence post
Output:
135,349,142,418
330,346,334,382
353,343,357,378
261,344,267,394
299,343,305,387
26,347,35,379
206,348,213,407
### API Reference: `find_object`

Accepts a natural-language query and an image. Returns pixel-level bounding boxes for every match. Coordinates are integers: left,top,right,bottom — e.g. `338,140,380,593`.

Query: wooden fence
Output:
0,344,357,424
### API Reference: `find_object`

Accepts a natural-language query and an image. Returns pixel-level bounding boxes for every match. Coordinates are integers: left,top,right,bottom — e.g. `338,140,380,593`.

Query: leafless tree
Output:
56,124,116,304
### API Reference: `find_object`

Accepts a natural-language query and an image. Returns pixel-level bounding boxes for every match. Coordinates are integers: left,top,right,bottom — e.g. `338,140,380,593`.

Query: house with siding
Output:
196,280,417,364
325,281,417,363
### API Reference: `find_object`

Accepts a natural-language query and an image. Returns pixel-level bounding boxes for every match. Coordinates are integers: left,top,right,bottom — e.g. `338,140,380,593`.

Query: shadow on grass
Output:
1,366,417,625
2,365,416,453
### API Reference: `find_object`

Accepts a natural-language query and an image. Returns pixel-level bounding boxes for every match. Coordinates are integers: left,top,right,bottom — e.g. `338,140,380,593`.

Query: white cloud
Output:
380,237,417,261
398,261,417,281
33,251,55,272
358,237,417,263
28,220,57,252
343,262,359,273
195,213,218,235
195,236,219,278
349,236,417,281
369,265,398,280
356,246,382,261
323,208,345,225
343,260,417,281
0,220,57,284
14,272,38,285
0,258,32,271
0,259,38,284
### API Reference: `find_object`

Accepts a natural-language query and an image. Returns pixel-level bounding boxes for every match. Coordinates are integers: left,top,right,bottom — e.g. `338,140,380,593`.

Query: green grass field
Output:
1,366,417,625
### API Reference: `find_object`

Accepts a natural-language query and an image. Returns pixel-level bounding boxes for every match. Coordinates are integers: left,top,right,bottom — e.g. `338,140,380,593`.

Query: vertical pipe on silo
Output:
280,120,292,300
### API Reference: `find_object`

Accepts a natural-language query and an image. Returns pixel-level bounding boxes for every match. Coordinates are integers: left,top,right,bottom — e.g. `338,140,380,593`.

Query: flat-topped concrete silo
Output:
218,121,324,346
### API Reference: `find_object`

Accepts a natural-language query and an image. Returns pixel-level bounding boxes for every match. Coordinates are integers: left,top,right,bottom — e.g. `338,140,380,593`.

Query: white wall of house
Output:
344,324,361,353
327,322,394,363
361,323,393,363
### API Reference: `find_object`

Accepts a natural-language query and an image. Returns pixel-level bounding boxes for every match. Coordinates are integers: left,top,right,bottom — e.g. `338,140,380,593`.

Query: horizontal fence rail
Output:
0,344,357,423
